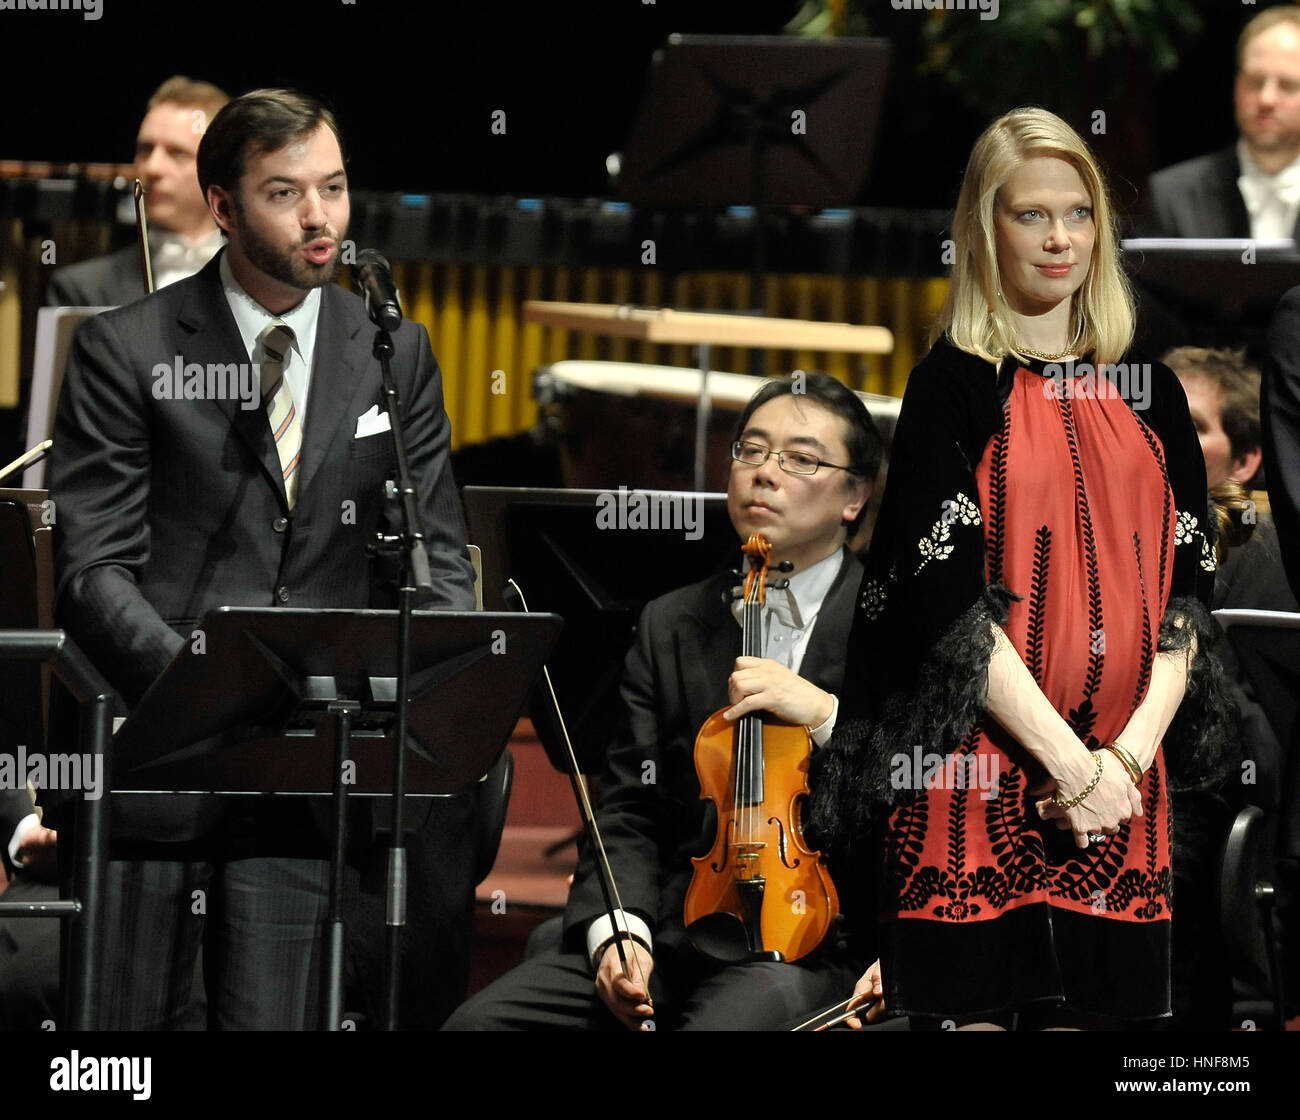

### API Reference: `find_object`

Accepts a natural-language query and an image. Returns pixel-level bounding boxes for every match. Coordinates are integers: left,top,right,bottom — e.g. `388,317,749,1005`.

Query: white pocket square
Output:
354,405,392,438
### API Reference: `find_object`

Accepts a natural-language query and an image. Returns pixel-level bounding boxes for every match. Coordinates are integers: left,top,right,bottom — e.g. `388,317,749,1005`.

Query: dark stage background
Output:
0,0,1260,211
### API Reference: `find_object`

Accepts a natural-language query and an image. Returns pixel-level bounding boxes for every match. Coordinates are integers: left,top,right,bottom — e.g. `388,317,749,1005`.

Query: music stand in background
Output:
1214,608,1300,826
1121,240,1300,358
464,486,732,777
618,35,890,310
23,306,113,489
618,35,889,210
110,605,561,1030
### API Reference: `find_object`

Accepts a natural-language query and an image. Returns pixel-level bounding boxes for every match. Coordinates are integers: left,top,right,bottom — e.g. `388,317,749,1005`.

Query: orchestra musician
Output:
445,371,889,1031
45,76,230,307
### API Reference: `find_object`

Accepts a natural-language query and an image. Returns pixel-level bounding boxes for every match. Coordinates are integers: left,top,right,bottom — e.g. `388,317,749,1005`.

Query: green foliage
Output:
784,0,874,38
920,0,1203,116
785,1,1205,117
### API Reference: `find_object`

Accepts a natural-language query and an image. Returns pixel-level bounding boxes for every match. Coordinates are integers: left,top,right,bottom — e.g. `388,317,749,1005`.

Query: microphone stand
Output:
369,325,434,1032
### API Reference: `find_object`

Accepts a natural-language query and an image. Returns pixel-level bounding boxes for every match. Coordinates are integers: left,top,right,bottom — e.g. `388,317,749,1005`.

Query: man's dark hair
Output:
197,88,345,198
733,371,883,533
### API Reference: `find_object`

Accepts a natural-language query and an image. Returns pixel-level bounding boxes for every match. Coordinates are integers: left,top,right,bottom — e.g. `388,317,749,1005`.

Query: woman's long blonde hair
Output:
931,107,1135,368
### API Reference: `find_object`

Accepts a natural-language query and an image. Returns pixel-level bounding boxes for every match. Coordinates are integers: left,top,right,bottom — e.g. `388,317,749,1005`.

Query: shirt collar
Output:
1238,140,1300,200
731,546,846,631
219,249,322,364
151,227,224,264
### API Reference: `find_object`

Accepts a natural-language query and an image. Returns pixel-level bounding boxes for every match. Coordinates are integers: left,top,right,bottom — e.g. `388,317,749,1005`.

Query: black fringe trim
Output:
811,582,1020,848
1158,595,1242,795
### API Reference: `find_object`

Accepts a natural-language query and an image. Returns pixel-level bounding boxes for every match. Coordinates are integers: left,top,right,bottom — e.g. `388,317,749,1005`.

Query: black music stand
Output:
618,35,890,306
463,486,733,775
1122,241,1300,356
1214,609,1300,836
110,605,561,1030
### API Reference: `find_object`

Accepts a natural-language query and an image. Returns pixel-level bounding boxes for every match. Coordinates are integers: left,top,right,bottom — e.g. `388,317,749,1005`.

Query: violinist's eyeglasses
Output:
730,439,853,477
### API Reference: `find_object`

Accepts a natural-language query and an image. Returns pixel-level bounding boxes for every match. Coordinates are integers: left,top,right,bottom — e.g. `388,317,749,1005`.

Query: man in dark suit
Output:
45,76,229,308
1266,294,1300,600
1263,297,1300,1018
49,89,477,1029
1147,7,1300,241
446,373,886,1031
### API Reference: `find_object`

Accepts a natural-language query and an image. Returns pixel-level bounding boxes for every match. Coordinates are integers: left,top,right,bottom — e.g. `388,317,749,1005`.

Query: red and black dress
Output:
816,339,1222,1022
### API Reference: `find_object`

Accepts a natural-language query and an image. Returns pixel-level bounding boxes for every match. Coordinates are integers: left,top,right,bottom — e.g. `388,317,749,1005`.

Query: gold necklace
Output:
1018,345,1076,361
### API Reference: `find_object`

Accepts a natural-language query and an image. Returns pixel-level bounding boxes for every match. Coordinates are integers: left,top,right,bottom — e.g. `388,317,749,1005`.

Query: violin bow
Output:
789,994,878,1032
133,178,155,294
507,579,655,1022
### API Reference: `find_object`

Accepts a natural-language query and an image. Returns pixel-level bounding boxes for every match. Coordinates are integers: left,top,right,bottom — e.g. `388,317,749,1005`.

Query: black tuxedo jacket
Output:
562,548,864,961
1146,144,1300,240
45,246,147,309
48,252,477,836
1266,286,1300,602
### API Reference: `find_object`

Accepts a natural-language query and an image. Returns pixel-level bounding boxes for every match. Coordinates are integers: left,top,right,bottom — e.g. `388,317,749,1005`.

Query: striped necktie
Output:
258,321,302,508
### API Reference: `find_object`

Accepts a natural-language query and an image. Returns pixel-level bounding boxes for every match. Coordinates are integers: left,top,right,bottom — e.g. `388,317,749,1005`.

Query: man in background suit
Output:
49,88,477,1029
45,76,229,308
1264,287,1300,1010
1147,7,1300,241
1266,295,1300,601
446,373,886,1031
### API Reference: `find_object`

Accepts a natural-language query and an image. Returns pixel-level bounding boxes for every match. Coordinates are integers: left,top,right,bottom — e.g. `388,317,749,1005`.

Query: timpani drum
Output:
534,360,900,493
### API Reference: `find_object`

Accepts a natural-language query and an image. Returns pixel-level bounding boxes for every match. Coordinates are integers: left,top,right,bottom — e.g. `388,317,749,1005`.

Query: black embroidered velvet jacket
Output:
814,337,1232,844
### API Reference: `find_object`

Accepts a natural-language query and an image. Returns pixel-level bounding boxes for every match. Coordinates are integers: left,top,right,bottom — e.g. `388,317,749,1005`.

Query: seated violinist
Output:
445,372,887,1031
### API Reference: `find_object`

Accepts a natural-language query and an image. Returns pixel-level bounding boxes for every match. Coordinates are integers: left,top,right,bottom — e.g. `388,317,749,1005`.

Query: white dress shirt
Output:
1237,140,1300,241
219,251,321,419
151,228,224,291
7,811,39,867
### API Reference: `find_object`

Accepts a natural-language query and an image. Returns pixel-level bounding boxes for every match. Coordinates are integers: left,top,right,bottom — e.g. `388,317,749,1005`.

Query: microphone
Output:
355,249,403,332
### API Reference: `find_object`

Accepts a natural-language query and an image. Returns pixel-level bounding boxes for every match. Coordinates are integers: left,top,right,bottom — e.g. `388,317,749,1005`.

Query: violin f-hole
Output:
767,816,802,870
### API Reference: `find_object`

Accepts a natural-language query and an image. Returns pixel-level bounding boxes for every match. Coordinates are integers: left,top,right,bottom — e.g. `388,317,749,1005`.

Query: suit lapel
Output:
297,284,371,499
176,259,286,502
681,572,741,723
112,247,147,304
794,549,862,694
1221,148,1252,239
679,550,863,719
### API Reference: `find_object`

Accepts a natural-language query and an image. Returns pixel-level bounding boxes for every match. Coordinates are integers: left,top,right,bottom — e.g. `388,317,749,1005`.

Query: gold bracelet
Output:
1051,750,1104,810
1104,742,1143,786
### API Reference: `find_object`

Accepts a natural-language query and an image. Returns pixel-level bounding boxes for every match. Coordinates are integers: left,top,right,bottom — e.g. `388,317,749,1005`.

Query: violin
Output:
684,533,839,963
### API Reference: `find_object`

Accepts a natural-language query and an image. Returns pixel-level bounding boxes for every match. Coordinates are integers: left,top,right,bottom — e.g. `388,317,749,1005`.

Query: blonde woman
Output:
822,108,1230,1030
